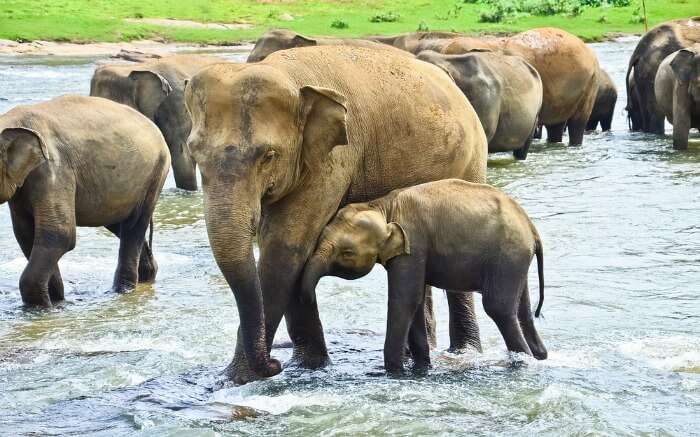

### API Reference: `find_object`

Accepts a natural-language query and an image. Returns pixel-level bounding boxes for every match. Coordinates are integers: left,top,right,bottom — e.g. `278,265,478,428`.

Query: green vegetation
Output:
0,0,698,44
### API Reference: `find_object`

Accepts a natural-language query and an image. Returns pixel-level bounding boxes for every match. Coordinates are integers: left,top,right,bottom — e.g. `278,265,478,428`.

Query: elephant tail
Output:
534,237,544,318
149,218,154,249
625,57,637,130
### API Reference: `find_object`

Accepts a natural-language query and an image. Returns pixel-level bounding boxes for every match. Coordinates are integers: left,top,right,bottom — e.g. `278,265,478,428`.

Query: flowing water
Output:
0,40,698,436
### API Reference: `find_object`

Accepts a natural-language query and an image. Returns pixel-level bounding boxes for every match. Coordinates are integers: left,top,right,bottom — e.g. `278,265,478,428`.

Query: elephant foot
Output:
224,346,284,385
288,347,331,369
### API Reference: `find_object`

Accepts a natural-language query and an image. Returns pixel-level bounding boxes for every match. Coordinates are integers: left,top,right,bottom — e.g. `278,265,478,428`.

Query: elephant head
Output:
300,205,410,304
0,127,50,203
247,30,317,62
184,64,348,377
671,47,700,105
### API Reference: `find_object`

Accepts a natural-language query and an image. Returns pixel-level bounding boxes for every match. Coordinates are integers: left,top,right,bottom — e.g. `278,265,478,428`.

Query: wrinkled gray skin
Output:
418,50,542,160
185,45,487,384
586,68,617,131
655,45,700,149
0,95,170,307
247,29,410,62
301,179,547,373
90,54,221,190
370,31,462,53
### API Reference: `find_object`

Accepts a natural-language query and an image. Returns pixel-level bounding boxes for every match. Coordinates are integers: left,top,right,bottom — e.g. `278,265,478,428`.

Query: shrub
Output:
369,12,400,23
597,15,608,23
417,21,429,31
479,7,506,22
610,0,631,6
330,19,349,29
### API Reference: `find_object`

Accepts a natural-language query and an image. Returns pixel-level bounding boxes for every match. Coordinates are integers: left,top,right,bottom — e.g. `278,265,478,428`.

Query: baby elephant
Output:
301,179,547,373
0,95,170,307
655,44,700,149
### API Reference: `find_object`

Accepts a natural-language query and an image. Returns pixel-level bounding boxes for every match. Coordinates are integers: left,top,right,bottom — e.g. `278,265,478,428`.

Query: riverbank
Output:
0,0,698,48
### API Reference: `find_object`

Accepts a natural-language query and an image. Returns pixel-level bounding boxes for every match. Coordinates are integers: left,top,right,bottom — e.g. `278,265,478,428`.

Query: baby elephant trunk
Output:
300,254,330,305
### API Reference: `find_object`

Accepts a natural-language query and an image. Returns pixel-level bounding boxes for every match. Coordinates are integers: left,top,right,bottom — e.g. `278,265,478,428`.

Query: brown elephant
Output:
626,17,700,133
184,45,487,384
654,45,700,149
586,67,617,132
300,179,547,373
369,31,463,53
417,50,542,159
90,54,222,190
0,95,170,307
442,28,599,146
247,29,410,62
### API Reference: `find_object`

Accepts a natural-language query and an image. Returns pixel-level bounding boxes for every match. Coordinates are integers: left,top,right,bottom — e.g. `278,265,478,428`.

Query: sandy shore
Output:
0,39,254,57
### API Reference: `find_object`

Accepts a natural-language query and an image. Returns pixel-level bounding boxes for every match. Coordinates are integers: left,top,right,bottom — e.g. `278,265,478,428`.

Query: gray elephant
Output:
655,45,700,149
626,17,700,133
185,45,487,384
0,95,170,307
586,68,617,132
301,179,547,373
417,50,542,160
90,54,221,190
247,29,410,62
369,31,463,53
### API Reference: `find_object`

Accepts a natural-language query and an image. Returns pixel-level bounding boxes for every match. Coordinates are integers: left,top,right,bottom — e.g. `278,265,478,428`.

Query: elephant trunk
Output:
300,248,332,305
203,182,281,379
171,146,198,191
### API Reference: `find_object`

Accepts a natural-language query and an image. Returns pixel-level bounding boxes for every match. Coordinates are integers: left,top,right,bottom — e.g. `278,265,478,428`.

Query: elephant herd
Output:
0,18,698,383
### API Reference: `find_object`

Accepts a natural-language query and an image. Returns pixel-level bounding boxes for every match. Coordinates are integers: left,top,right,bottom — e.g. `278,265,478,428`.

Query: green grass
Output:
0,0,698,44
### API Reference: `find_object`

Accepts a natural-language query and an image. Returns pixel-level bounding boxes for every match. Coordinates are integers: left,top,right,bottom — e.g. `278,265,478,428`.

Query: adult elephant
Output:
369,31,463,53
443,28,599,146
185,45,488,384
417,50,542,159
626,17,700,133
587,67,617,132
247,29,409,62
90,54,222,190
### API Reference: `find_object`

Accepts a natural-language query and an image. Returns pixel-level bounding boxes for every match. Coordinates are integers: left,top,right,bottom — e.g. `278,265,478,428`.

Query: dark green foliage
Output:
369,12,400,23
330,19,349,29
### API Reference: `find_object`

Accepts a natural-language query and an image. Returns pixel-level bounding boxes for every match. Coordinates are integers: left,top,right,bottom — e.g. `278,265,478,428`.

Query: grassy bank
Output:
1,0,698,44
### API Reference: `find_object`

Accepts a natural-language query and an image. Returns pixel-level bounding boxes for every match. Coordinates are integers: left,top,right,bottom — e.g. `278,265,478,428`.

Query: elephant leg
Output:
600,111,614,131
513,136,532,161
533,124,543,140
111,203,156,292
517,282,547,360
385,257,426,373
106,224,156,284
545,123,566,143
10,206,65,304
408,294,431,372
567,118,587,147
482,275,532,357
446,291,482,353
423,286,437,349
585,118,599,131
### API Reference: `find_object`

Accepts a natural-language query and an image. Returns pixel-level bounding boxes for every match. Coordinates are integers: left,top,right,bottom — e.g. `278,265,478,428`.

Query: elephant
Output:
654,45,700,149
417,50,542,160
369,31,463,53
586,68,617,132
247,29,410,62
626,17,700,133
184,45,488,384
90,54,222,190
300,179,547,373
442,28,599,146
0,95,170,307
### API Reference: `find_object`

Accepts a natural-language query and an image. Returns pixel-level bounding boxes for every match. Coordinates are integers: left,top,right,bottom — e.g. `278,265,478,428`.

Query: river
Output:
0,39,698,436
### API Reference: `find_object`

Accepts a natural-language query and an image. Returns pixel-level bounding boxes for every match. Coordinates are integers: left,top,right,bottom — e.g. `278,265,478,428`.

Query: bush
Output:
417,21,429,31
369,12,400,23
330,19,349,29
479,7,506,22
610,0,631,6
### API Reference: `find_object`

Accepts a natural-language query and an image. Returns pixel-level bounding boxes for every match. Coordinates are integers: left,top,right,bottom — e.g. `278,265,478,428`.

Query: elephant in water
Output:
184,45,487,384
655,45,700,149
0,95,170,307
441,28,599,146
626,17,700,133
587,68,617,132
300,179,547,373
247,29,410,62
369,31,463,53
90,54,222,190
417,50,542,159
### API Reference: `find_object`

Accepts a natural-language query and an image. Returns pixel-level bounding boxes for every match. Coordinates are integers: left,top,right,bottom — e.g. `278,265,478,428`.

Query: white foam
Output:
212,388,339,415
618,335,700,372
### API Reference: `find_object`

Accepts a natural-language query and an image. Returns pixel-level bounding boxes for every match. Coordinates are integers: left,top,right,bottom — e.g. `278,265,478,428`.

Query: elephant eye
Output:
263,149,276,164
341,249,354,258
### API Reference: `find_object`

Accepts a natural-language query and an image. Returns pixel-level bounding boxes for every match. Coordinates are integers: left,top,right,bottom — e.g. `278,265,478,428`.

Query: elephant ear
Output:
299,86,348,165
378,222,410,265
128,70,173,120
1,127,50,187
670,49,695,82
